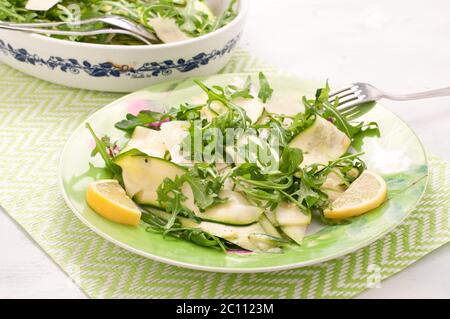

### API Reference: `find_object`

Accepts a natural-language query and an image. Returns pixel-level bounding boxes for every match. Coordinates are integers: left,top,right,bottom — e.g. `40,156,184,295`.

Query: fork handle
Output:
0,18,99,28
381,87,450,101
0,25,151,44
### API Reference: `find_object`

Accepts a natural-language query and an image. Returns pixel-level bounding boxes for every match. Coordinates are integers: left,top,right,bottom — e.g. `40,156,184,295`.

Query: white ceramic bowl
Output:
0,0,248,92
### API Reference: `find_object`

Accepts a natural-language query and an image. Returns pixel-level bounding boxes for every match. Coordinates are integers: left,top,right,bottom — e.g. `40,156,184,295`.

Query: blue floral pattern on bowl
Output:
0,35,239,78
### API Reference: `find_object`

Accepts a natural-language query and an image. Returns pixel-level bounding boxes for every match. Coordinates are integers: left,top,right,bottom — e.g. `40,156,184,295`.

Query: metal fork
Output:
0,15,157,44
329,82,450,115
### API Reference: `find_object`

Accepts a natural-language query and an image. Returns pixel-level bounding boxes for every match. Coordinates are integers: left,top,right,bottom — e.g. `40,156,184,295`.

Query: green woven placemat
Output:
0,50,448,298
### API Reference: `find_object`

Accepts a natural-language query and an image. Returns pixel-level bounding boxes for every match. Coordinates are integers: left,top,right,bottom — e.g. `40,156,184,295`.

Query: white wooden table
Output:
0,0,449,298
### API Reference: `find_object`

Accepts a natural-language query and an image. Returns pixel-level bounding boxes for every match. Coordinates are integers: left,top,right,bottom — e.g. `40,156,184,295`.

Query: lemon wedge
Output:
324,171,387,219
86,179,141,226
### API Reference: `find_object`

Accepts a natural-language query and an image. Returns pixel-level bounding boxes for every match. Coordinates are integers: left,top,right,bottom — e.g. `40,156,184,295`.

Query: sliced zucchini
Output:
263,210,279,226
149,209,284,252
182,187,264,225
114,154,185,206
263,99,305,117
148,17,191,43
321,171,347,202
289,116,351,167
275,202,311,226
233,97,265,124
122,126,166,158
199,101,226,121
180,217,281,252
159,120,191,164
248,234,285,253
26,0,59,11
274,202,310,245
259,214,281,237
199,0,226,16
280,224,307,245
160,121,189,149
193,0,215,17
116,153,262,224
255,99,305,125
200,98,264,124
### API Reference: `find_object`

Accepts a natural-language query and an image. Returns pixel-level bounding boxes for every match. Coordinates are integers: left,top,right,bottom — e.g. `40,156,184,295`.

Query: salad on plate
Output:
85,73,387,253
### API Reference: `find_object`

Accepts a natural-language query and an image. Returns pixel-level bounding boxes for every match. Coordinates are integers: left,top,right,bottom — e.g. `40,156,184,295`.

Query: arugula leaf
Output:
114,110,167,133
184,229,228,251
226,76,254,99
195,79,251,129
279,147,303,174
253,117,291,147
351,122,381,150
183,164,227,211
115,101,204,134
292,172,328,209
314,81,332,107
258,72,274,103
114,117,140,133
166,103,203,121
322,101,381,148
184,174,216,211
232,163,265,181
86,123,122,178
287,109,317,139
156,163,226,229
260,101,316,144
90,135,118,158
156,175,198,229
141,209,228,252
232,162,294,210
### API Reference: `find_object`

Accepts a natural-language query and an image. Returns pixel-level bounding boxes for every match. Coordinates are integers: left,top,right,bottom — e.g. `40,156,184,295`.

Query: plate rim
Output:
58,73,429,273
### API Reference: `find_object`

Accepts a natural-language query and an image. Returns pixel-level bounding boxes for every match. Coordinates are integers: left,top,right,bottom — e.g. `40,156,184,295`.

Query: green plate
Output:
59,73,428,273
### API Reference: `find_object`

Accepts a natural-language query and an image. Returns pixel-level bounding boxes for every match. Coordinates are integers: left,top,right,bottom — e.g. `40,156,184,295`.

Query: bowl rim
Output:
15,0,248,50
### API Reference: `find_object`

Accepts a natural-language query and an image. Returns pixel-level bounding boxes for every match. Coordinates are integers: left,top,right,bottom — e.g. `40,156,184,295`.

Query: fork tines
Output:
328,84,366,110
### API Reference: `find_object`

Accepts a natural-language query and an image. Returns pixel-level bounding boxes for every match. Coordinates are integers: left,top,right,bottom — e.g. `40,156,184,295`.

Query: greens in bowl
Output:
0,0,246,91
0,0,239,45
84,73,388,254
